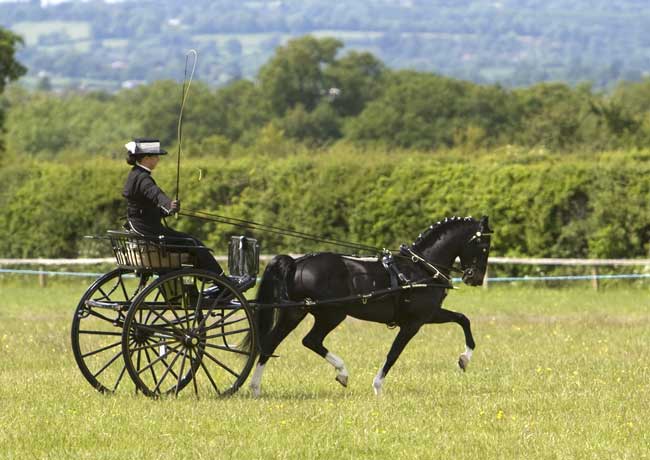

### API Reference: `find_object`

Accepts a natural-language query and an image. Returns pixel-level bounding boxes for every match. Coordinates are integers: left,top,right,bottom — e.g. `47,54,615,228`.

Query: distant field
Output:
11,20,91,45
0,277,647,459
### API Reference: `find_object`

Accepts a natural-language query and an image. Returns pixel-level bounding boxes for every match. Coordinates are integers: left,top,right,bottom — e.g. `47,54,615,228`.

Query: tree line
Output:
1,36,650,160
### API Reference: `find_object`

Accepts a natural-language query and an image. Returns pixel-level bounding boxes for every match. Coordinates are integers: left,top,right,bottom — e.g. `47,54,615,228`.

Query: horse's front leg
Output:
373,323,422,396
428,308,475,371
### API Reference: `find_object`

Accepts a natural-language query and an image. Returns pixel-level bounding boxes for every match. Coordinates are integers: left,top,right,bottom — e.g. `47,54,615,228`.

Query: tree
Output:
257,36,343,116
324,51,385,118
0,28,26,93
0,27,27,156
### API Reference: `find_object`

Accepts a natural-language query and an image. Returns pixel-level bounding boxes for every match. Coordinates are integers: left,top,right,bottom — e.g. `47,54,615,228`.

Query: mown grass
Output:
0,277,648,459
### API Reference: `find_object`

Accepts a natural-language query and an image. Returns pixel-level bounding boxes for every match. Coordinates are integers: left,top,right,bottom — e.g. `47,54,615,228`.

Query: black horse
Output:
249,216,492,396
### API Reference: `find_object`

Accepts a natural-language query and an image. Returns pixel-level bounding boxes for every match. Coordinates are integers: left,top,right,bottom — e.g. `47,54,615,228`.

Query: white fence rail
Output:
2,256,649,289
3,256,649,266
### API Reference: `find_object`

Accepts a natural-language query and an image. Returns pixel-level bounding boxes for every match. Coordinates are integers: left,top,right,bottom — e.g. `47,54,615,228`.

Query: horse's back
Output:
291,253,390,300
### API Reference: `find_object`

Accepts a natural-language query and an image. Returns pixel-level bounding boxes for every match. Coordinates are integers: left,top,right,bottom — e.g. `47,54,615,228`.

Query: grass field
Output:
0,277,648,459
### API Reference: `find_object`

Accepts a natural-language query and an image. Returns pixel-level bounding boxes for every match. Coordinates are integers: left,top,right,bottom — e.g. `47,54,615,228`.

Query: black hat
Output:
125,138,167,156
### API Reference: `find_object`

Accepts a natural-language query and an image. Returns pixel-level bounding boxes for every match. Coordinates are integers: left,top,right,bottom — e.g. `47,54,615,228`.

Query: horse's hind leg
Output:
301,310,348,387
428,308,475,371
249,309,307,397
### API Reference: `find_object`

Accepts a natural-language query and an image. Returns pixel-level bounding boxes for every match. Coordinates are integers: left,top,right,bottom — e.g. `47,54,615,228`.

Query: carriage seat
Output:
107,230,199,271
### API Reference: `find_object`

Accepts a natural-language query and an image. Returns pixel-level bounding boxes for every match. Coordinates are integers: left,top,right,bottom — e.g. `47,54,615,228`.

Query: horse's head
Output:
459,216,493,286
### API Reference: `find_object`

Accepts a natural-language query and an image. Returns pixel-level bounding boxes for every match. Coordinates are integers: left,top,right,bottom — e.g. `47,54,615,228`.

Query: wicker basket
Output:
108,231,195,270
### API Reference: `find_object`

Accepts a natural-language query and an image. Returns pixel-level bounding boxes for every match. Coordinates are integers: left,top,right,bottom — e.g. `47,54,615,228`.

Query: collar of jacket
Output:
135,163,152,173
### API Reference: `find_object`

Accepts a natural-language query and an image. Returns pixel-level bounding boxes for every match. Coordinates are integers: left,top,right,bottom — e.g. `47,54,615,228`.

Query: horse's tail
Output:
255,255,296,348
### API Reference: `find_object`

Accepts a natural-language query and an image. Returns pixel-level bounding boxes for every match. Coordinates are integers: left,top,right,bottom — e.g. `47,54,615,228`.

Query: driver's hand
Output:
170,200,181,214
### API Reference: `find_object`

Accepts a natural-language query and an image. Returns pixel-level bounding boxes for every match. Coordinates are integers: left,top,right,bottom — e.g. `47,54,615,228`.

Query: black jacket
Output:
122,165,173,234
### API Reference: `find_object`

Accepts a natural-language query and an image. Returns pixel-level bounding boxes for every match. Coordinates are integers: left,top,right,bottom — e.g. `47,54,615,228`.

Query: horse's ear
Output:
479,215,492,233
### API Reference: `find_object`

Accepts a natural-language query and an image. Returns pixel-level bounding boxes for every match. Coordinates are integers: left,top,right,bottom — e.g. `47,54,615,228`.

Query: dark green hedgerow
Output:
1,150,649,262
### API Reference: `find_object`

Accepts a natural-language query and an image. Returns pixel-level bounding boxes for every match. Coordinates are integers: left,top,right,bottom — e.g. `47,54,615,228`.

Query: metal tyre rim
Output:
71,268,149,393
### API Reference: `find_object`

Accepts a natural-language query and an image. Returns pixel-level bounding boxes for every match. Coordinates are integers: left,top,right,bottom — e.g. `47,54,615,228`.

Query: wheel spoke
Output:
175,348,189,396
152,350,183,394
118,273,130,300
203,327,251,341
201,348,241,379
92,350,122,378
189,348,199,398
143,348,160,388
145,306,185,336
202,343,252,356
79,330,122,337
197,288,232,329
192,279,207,329
135,343,178,376
197,351,221,395
112,364,128,392
81,339,122,358
203,314,250,332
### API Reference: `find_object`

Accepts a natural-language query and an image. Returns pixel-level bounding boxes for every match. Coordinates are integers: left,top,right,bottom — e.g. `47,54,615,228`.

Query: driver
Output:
122,138,225,275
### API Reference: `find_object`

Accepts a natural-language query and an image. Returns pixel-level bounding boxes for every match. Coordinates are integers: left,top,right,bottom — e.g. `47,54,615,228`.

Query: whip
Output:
175,49,198,203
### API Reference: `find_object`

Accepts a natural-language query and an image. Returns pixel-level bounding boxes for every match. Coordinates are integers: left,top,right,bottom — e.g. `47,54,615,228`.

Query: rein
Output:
180,208,389,254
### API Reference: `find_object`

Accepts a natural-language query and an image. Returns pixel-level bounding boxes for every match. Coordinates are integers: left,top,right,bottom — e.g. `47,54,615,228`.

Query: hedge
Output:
1,149,649,263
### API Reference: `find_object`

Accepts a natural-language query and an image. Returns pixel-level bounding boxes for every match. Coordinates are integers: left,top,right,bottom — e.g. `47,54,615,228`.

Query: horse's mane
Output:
411,216,476,249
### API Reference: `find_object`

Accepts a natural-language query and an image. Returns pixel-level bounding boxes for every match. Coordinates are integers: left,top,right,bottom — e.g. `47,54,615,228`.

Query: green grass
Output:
0,277,648,459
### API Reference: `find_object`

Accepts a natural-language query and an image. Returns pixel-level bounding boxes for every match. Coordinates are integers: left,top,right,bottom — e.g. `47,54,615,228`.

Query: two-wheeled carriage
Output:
71,230,261,397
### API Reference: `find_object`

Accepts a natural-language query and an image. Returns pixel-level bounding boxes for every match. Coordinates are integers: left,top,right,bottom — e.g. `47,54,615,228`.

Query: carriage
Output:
71,230,262,397
71,215,492,398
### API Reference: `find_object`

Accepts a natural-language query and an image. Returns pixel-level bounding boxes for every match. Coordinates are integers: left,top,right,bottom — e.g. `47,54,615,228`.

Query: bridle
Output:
460,231,492,281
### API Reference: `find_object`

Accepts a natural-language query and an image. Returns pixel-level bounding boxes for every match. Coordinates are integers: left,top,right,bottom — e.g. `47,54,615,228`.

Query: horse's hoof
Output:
250,384,261,398
458,354,469,371
336,374,348,388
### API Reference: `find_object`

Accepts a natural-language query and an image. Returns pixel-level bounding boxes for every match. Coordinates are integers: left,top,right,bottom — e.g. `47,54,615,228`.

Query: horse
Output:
248,215,492,396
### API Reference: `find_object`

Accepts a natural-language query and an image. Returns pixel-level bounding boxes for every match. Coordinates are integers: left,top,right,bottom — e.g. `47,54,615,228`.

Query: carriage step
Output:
85,299,129,311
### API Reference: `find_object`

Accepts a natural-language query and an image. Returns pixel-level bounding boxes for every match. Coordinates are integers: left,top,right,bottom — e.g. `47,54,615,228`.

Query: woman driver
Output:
122,138,225,275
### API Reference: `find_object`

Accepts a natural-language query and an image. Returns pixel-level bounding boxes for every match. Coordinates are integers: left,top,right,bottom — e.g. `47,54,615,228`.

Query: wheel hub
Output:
182,330,201,348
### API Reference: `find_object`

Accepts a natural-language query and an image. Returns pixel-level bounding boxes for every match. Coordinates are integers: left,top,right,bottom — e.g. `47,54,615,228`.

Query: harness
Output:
376,247,456,327
398,244,456,288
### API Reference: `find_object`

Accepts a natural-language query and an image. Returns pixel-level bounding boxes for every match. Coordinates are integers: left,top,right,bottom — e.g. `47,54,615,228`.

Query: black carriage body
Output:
228,236,260,277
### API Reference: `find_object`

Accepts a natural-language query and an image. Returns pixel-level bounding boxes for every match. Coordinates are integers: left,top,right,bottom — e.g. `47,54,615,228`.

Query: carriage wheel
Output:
71,268,149,393
121,269,257,398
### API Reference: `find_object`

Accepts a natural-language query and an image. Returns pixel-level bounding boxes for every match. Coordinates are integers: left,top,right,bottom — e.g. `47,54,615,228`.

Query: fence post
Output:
591,266,599,291
38,267,47,288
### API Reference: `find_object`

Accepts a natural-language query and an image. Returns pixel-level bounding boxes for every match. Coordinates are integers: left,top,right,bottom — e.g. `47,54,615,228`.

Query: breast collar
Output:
398,244,455,286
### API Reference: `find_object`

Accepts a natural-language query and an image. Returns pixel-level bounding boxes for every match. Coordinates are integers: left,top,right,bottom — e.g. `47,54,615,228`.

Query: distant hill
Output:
1,0,649,91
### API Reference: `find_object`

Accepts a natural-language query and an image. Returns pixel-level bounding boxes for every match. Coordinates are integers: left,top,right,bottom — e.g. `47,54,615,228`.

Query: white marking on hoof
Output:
372,370,384,396
249,363,265,397
326,352,349,388
458,347,473,372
